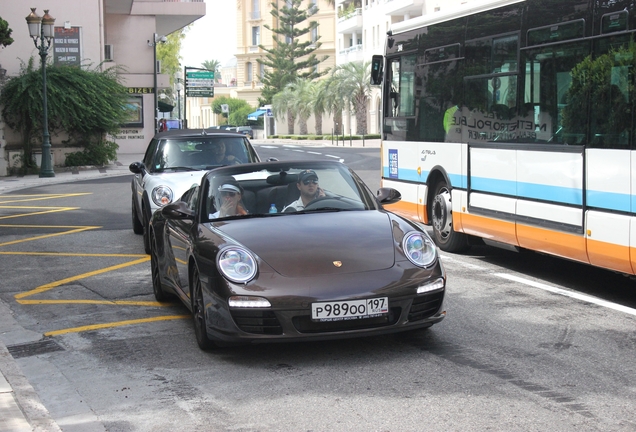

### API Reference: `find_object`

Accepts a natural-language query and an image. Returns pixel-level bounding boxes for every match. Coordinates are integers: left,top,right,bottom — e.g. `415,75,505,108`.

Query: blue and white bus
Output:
372,0,636,275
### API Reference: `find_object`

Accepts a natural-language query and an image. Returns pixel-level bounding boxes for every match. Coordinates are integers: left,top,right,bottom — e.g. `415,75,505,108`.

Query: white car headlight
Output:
218,247,257,283
152,185,173,207
402,231,437,267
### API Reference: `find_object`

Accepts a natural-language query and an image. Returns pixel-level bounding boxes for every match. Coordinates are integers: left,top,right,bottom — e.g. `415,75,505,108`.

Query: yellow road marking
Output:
17,299,169,307
0,193,92,204
15,257,150,299
0,251,146,257
44,315,190,336
0,207,79,220
1,193,186,337
0,226,100,247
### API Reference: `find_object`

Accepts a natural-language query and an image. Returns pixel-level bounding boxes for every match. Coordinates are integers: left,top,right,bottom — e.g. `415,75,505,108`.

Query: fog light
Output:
417,278,445,294
228,296,271,308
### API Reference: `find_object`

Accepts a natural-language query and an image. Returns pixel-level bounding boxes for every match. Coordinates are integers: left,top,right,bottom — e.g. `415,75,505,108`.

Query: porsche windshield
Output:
202,164,378,221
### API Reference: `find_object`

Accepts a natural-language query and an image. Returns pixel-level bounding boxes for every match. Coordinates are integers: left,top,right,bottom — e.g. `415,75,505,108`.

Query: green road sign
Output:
186,70,214,97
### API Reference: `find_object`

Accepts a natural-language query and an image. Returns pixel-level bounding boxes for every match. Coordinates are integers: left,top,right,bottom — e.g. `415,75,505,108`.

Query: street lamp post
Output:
149,33,167,133
26,8,55,178
176,79,183,127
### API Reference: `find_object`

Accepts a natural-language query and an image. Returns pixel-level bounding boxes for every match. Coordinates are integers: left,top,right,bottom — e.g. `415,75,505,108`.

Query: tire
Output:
142,205,151,255
430,180,470,253
150,234,169,302
132,196,144,235
191,266,216,350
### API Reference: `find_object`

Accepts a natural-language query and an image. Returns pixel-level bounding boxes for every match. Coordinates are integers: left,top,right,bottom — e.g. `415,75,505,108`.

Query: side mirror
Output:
377,187,401,205
129,161,146,175
161,201,195,220
370,55,384,85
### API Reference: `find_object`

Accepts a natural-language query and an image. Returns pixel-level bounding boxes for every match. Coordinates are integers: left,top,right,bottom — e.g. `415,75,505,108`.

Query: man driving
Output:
199,141,239,165
282,169,326,212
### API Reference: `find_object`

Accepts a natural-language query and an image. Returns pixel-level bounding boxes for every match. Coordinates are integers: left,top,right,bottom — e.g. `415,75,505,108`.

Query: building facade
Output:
0,0,204,176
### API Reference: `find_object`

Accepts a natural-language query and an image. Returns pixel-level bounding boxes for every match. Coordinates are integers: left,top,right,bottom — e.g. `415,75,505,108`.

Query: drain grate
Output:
7,339,65,359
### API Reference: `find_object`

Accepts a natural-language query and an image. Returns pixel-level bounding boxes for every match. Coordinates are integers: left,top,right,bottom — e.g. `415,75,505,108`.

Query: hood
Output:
214,211,396,277
145,171,205,201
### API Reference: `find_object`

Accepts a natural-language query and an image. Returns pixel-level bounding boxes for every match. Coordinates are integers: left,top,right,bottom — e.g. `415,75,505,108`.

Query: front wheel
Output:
430,181,469,253
191,266,216,350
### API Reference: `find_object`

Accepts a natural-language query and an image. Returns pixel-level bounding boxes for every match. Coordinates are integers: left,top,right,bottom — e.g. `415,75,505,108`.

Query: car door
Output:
166,185,198,293
134,139,159,210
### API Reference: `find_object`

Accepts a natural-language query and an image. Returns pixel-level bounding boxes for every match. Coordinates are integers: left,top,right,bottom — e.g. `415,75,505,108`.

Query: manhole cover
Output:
7,339,65,359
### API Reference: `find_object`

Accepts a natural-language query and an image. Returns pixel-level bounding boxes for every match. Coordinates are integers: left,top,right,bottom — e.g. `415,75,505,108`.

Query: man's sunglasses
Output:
221,191,237,197
302,179,318,185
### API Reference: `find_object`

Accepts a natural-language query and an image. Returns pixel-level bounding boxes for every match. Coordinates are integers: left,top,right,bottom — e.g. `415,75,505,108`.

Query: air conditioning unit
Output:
104,44,114,61
156,60,162,74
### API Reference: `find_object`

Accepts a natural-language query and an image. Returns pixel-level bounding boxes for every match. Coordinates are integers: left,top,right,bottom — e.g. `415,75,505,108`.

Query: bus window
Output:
387,55,416,118
523,41,590,144
583,35,633,149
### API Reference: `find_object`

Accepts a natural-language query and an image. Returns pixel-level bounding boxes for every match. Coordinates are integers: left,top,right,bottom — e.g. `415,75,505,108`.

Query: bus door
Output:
510,39,590,263
582,34,635,274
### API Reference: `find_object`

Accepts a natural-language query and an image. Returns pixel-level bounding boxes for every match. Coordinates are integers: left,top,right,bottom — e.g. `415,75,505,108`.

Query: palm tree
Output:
288,79,314,135
331,61,372,135
324,72,347,135
201,59,221,81
309,80,328,135
272,85,296,134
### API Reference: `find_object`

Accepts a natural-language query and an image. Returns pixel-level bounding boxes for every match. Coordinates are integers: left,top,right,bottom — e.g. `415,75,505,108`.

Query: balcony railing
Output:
338,7,362,23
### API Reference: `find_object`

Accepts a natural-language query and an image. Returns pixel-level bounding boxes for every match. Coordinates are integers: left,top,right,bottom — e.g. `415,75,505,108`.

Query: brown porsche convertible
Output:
149,160,446,350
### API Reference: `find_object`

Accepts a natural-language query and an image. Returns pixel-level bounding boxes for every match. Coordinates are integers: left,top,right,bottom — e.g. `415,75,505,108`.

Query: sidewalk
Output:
0,137,380,431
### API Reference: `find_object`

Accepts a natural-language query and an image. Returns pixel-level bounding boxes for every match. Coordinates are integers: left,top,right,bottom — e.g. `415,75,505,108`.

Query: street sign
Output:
185,70,214,97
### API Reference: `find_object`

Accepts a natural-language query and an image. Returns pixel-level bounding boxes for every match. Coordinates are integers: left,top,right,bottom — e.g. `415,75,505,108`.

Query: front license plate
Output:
311,297,389,322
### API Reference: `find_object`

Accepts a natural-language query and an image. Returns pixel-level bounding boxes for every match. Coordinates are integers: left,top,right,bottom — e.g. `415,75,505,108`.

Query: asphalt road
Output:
1,144,635,431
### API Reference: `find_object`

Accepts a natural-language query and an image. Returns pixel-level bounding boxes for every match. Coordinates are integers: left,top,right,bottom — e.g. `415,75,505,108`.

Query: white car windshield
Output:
151,137,250,172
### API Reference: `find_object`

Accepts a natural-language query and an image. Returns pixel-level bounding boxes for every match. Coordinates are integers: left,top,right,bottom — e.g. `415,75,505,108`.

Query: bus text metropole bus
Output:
372,0,636,276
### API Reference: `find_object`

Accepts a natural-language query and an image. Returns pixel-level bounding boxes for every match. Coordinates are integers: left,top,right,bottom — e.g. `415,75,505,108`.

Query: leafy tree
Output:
201,59,221,78
331,61,372,135
211,96,254,125
0,59,131,169
258,0,329,106
0,16,13,48
156,30,186,108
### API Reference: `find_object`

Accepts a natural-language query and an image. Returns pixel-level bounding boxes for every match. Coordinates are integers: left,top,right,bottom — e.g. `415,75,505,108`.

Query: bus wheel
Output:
431,181,469,253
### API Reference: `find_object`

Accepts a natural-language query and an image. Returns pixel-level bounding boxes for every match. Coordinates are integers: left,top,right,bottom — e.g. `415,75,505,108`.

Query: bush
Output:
64,140,119,167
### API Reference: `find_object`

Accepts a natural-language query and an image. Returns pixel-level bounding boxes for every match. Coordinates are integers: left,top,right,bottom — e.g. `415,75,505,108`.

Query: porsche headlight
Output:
403,231,437,267
151,185,173,207
218,247,257,283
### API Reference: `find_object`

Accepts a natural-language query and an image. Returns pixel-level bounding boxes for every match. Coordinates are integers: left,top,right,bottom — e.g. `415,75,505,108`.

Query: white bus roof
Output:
390,0,526,35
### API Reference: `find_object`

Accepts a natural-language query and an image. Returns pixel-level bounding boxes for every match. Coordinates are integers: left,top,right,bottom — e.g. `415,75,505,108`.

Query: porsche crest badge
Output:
332,261,342,267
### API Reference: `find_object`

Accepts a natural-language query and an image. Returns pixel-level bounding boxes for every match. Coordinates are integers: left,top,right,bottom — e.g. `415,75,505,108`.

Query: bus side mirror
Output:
370,55,383,85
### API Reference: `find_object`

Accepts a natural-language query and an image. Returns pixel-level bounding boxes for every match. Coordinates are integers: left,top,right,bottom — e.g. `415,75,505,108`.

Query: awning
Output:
247,109,266,121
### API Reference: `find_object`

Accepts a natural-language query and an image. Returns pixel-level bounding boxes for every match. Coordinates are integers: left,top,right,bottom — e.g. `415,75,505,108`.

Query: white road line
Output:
325,154,340,159
307,151,322,155
495,273,636,317
258,145,278,149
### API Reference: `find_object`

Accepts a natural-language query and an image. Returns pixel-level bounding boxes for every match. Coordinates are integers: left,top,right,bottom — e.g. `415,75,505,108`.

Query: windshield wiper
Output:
161,166,200,172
